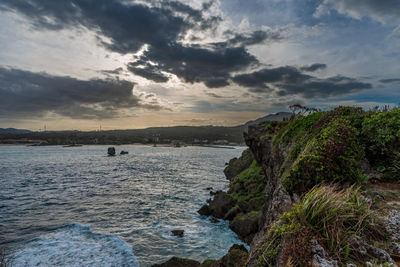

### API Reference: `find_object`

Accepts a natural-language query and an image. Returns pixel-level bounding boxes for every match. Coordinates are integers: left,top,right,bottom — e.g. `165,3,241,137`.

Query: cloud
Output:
216,29,284,48
0,67,164,119
380,78,400,84
0,0,195,54
0,0,282,89
233,66,372,98
300,63,327,72
314,0,400,23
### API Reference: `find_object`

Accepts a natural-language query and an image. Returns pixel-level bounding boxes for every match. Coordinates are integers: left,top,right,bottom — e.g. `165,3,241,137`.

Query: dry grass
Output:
290,185,386,263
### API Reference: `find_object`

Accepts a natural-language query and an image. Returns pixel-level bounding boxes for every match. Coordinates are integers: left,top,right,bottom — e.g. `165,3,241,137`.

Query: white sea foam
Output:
11,223,140,267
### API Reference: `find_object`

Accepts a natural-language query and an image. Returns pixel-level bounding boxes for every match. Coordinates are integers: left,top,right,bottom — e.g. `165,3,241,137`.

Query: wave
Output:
10,223,140,267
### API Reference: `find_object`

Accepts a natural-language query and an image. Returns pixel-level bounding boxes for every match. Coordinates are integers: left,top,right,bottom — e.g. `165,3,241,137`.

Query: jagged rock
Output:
229,212,260,243
311,239,338,267
386,210,400,241
206,198,212,204
389,242,400,254
210,191,217,195
171,230,184,237
152,257,200,267
201,244,249,267
198,205,211,216
224,206,241,221
198,191,236,219
349,236,395,264
219,244,249,267
223,149,253,180
208,191,236,218
205,187,213,191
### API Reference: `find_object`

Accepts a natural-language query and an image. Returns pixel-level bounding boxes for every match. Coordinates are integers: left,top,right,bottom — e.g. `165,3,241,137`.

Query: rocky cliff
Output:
156,107,400,266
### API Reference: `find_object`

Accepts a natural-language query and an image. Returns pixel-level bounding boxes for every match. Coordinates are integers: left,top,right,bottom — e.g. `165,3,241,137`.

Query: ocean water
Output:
0,145,247,266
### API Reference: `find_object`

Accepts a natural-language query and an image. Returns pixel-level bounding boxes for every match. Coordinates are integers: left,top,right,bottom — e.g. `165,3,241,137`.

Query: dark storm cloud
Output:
127,62,169,83
214,29,284,48
0,0,193,54
233,67,371,98
300,63,327,72
0,0,272,88
380,78,400,84
233,66,312,88
0,67,162,119
133,44,257,87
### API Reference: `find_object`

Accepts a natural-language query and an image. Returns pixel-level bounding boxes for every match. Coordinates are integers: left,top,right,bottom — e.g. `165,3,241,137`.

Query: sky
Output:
0,0,399,131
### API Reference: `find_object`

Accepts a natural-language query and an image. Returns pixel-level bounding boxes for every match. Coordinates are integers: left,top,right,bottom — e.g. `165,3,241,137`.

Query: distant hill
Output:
243,112,292,132
0,128,32,134
0,113,292,144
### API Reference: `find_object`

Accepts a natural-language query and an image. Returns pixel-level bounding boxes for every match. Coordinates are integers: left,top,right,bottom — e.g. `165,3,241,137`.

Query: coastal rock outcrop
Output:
223,149,253,180
168,107,400,266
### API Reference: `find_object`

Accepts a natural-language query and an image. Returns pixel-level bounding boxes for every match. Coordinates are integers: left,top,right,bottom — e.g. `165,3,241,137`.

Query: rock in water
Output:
198,205,211,216
108,147,116,156
152,257,200,267
171,230,184,237
209,218,220,223
120,150,128,155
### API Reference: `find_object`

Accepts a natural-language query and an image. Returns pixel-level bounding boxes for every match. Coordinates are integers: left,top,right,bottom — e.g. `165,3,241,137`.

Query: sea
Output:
0,145,247,266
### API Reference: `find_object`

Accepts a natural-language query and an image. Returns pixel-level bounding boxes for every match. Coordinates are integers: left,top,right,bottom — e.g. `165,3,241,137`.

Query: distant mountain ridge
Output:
243,112,292,132
0,128,32,134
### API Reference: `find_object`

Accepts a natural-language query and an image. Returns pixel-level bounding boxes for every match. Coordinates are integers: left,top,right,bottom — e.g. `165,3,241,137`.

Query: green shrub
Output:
273,112,325,147
282,119,367,192
362,108,400,179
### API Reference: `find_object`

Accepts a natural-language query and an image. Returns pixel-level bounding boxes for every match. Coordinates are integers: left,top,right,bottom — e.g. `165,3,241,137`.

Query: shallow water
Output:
0,145,246,266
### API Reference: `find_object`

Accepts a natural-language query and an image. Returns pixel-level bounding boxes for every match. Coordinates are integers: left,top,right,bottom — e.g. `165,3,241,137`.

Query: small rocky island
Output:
155,106,400,266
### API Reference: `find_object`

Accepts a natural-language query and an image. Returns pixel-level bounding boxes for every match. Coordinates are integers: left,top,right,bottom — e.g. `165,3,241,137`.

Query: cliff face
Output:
156,107,400,266
242,107,400,266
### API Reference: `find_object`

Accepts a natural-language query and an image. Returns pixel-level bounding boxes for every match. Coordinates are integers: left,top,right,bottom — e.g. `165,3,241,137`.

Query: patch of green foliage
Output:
273,112,325,147
228,160,266,204
269,106,400,192
362,108,400,180
282,119,367,192
256,185,386,266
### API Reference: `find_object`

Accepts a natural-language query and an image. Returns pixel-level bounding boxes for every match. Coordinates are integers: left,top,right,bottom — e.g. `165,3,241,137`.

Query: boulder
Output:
219,244,249,267
229,212,260,243
198,191,236,219
120,150,128,155
152,257,200,267
107,147,116,156
223,149,253,180
171,230,184,237
198,205,211,216
311,239,338,267
208,191,236,218
349,236,395,265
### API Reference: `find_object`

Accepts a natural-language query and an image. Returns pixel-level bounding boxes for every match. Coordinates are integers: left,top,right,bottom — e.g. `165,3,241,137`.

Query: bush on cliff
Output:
269,107,400,193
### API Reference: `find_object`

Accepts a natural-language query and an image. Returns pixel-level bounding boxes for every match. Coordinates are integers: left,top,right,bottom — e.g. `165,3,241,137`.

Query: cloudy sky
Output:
0,0,399,130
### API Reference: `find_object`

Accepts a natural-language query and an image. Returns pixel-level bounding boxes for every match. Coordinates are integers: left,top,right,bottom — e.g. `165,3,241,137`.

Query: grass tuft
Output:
256,185,386,266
